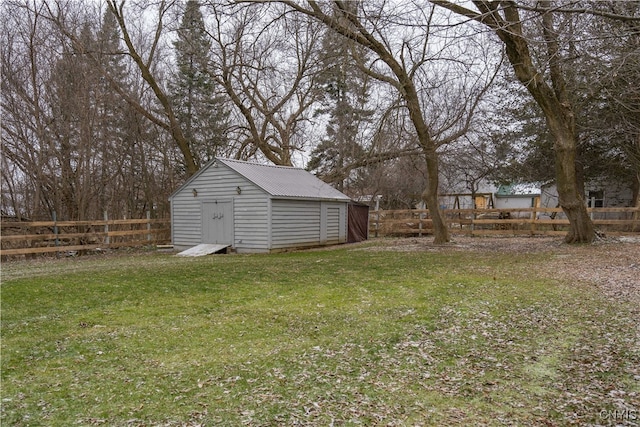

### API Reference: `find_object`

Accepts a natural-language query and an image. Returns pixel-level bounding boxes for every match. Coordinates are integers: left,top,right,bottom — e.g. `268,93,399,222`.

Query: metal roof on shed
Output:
218,158,350,201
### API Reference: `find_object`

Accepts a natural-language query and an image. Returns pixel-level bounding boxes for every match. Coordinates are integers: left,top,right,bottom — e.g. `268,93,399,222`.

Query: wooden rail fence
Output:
3,207,638,257
369,207,640,237
1,214,171,257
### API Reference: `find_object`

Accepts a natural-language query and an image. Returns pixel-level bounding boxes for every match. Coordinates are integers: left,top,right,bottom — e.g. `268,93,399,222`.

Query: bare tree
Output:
107,0,202,175
2,1,180,220
429,0,611,242
207,3,325,166
484,5,640,212
40,0,200,176
1,0,75,218
280,0,500,243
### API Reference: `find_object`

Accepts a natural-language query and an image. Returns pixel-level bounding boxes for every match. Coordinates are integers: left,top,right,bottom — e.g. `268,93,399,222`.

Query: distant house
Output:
169,158,356,253
494,184,541,210
429,175,636,221
541,179,635,219
437,180,540,211
437,179,494,210
541,180,634,209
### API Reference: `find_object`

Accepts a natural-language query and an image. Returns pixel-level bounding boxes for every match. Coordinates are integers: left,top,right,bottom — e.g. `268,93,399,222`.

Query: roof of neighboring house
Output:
496,183,541,197
171,157,351,201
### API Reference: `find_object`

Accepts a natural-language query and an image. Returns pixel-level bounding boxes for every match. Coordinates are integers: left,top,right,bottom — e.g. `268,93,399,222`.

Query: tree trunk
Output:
536,100,595,243
632,135,640,231
491,1,595,243
401,62,450,243
554,133,595,243
431,1,596,243
422,149,449,243
538,3,595,243
280,1,451,243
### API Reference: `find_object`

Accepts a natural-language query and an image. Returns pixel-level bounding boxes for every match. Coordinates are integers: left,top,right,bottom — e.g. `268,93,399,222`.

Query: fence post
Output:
530,205,537,236
53,210,59,258
104,211,110,246
470,209,475,237
147,211,152,242
374,196,381,238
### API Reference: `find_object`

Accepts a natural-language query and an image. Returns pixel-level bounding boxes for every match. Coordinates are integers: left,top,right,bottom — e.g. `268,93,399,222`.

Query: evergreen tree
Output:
94,10,130,215
46,21,99,220
307,21,372,192
170,0,227,168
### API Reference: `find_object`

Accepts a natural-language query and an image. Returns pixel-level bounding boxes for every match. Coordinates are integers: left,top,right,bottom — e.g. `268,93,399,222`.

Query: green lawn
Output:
1,244,638,426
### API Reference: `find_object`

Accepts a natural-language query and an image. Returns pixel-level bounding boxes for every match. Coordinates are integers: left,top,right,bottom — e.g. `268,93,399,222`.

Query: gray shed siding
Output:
170,158,351,253
321,202,347,245
271,200,321,249
233,198,270,252
171,163,270,252
270,199,347,250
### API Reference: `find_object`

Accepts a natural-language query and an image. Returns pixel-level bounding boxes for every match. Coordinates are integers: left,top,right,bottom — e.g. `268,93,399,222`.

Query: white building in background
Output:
437,179,540,212
541,179,635,220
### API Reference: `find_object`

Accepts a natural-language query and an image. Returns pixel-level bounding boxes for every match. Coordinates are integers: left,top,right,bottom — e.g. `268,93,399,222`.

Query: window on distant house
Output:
587,190,604,207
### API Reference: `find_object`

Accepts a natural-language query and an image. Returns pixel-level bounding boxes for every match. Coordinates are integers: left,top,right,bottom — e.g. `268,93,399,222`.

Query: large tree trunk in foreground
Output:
554,131,595,243
539,3,595,243
431,0,596,243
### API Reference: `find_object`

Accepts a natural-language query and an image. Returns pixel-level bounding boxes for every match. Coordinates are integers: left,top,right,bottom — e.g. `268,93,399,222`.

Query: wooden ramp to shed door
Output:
176,243,230,257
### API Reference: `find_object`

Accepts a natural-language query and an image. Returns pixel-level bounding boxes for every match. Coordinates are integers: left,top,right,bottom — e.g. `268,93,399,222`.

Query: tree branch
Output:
105,0,199,175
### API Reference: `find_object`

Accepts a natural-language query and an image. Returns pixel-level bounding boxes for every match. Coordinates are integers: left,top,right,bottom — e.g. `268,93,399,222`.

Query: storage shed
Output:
169,158,352,253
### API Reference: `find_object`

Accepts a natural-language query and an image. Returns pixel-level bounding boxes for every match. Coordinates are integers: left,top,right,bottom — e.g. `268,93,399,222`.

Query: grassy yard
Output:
1,242,639,426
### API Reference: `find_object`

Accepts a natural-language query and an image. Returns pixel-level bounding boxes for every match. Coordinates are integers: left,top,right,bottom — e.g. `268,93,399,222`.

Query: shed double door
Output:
202,201,233,245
